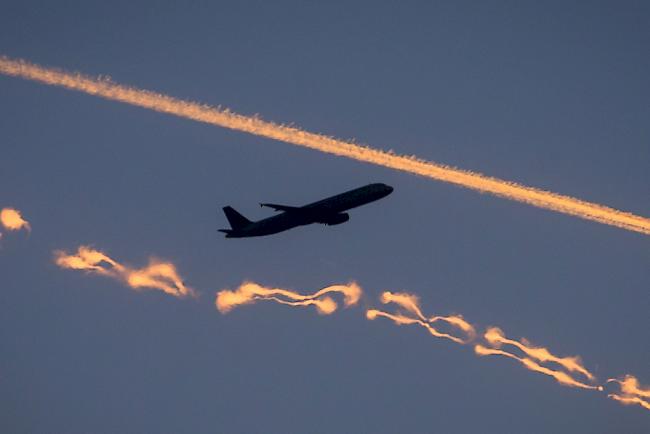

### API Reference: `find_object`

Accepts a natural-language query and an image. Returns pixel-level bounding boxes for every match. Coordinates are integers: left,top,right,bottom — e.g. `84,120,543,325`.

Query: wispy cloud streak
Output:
1,56,648,235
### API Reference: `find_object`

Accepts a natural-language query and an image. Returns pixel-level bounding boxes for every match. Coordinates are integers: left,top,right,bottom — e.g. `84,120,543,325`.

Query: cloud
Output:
1,207,31,232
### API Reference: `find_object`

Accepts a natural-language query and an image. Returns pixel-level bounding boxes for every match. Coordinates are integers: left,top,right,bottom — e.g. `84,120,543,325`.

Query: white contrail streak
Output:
1,56,648,235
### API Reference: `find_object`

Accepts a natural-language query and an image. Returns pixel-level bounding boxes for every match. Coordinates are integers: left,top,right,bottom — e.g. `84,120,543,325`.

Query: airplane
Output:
219,183,393,238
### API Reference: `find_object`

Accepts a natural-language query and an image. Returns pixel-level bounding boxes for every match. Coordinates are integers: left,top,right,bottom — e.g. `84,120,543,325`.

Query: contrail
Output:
476,327,600,390
380,291,476,338
213,281,647,411
365,290,611,394
1,207,31,232
366,291,475,344
366,309,470,344
607,375,650,411
367,288,648,410
216,281,361,314
483,326,595,381
474,345,601,391
54,246,195,298
1,56,648,235
50,254,649,412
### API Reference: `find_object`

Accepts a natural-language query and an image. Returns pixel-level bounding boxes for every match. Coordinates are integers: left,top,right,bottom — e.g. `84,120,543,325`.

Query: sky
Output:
1,1,649,433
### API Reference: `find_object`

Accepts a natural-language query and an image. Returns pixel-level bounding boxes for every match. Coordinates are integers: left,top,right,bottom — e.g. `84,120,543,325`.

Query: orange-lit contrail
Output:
608,394,650,411
476,327,600,391
484,326,595,381
1,207,31,232
380,291,477,339
1,56,648,235
54,246,195,298
215,284,643,410
216,281,361,314
367,291,605,394
366,309,469,344
367,291,476,344
607,375,650,411
474,345,602,391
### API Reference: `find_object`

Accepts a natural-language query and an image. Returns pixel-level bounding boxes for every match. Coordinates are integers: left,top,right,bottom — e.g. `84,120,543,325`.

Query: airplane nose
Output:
383,184,394,194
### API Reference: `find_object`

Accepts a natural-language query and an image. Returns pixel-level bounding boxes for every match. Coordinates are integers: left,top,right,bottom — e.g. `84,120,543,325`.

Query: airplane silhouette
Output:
219,183,393,238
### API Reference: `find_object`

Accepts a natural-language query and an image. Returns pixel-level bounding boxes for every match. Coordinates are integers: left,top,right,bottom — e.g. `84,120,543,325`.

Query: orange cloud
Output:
1,207,31,232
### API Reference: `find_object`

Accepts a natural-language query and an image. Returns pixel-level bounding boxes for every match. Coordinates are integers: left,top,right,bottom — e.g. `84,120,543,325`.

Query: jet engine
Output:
320,213,350,226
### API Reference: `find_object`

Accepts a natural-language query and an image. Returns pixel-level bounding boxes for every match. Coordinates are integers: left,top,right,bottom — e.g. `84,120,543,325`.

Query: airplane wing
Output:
260,203,300,212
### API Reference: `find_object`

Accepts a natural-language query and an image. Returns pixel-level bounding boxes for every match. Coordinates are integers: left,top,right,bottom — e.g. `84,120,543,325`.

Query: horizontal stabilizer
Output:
260,203,299,212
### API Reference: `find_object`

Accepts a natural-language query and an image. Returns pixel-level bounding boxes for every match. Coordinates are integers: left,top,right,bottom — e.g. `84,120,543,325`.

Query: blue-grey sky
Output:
1,1,648,433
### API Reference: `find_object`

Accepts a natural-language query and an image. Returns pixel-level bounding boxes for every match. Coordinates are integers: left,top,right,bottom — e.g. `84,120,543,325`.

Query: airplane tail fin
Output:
222,206,251,230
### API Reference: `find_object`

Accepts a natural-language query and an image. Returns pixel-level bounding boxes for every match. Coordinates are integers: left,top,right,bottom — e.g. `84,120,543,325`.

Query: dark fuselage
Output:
220,183,393,238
